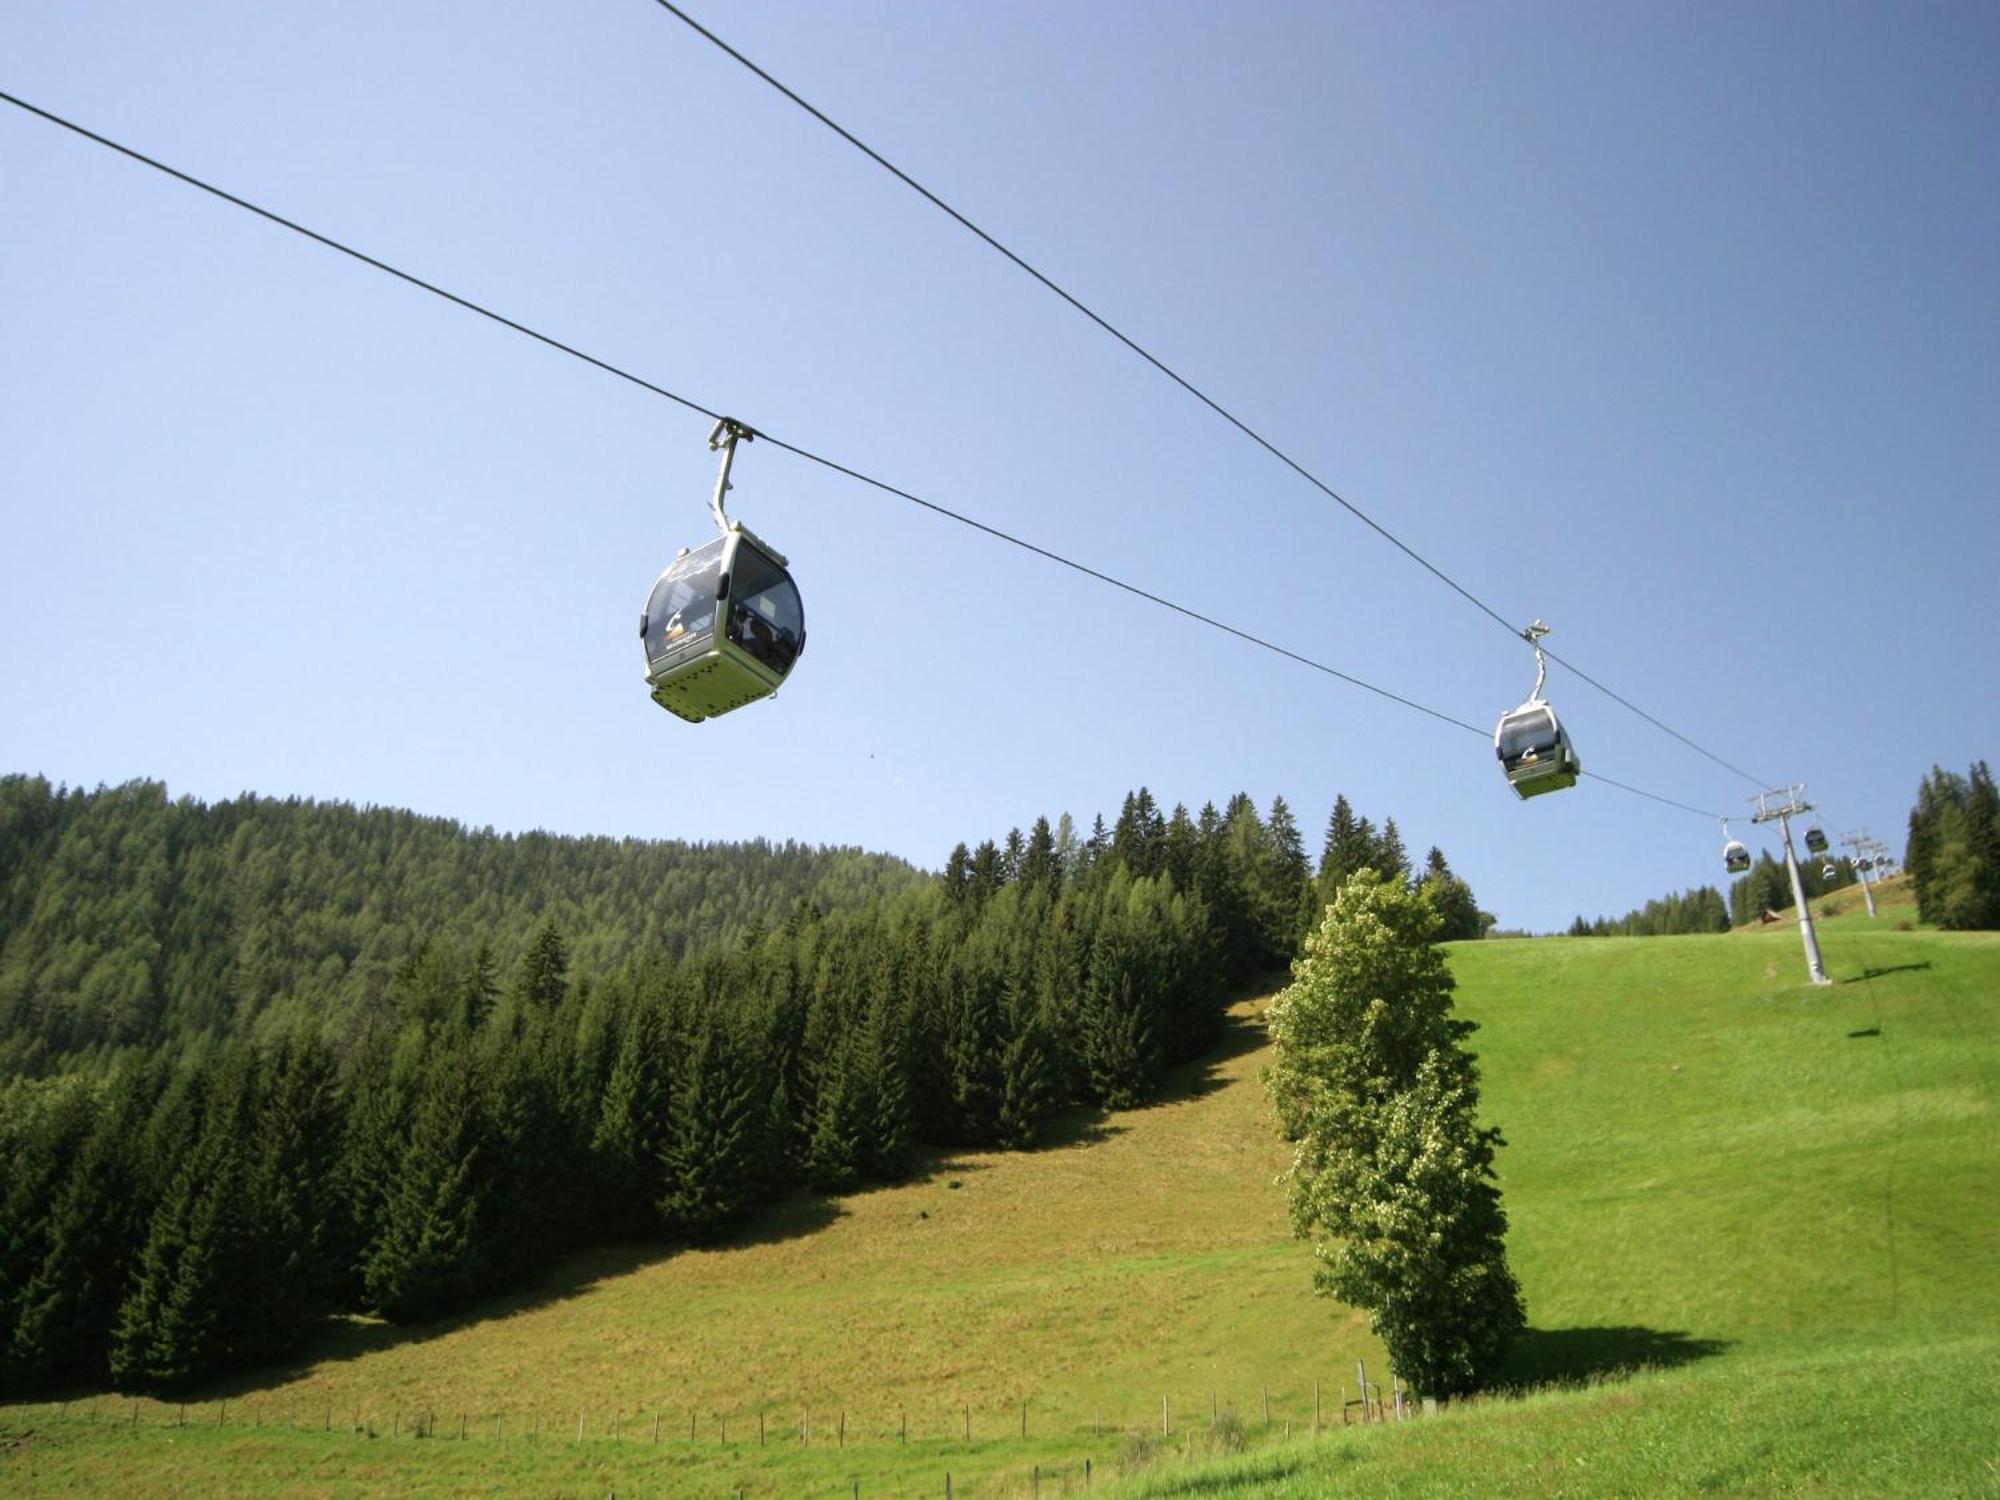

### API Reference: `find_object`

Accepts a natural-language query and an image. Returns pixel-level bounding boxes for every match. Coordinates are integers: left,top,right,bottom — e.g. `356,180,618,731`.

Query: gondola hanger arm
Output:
1521,619,1551,702
707,417,758,533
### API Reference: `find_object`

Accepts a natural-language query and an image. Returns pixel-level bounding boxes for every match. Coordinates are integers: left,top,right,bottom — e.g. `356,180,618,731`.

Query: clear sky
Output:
4,2,1995,933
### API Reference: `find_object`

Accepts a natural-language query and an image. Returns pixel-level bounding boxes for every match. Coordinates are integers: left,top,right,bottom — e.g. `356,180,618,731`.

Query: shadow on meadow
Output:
200,990,1283,1403
1849,962,1932,983
972,993,1273,1161
204,1195,846,1399
1499,1326,1731,1388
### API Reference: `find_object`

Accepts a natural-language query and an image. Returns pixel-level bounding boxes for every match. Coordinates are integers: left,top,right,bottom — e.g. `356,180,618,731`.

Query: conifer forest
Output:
0,775,1481,1395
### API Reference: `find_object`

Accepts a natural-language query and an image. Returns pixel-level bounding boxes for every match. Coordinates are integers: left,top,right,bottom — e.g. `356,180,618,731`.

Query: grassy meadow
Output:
4,911,1996,1496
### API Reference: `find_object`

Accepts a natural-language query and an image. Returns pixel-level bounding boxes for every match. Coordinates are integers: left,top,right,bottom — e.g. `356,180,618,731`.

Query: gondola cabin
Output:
640,526,804,723
1494,700,1581,799
1723,839,1751,874
1822,863,1837,882
1803,825,1829,855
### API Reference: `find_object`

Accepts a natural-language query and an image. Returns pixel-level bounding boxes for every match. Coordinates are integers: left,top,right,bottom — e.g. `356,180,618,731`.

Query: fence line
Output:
19,1371,1439,1453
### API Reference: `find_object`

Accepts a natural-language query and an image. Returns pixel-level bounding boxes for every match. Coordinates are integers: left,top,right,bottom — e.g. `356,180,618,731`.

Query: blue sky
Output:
4,2,1994,933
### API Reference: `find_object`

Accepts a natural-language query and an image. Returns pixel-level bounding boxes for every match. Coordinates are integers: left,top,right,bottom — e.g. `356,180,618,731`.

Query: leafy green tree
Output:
1266,872,1524,1397
1313,1050,1524,1397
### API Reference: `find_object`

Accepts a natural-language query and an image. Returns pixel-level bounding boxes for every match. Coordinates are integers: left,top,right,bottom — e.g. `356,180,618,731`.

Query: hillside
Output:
5,919,1994,1495
0,775,927,1066
1732,869,1918,931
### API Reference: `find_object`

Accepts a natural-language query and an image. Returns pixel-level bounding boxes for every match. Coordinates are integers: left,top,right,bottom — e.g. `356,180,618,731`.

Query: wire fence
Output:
10,1361,1438,1459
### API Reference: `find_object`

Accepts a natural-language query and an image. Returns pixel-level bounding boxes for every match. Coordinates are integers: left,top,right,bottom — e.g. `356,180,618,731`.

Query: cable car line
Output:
646,1,1777,793
0,90,728,431
1,87,1728,822
1581,772,1726,823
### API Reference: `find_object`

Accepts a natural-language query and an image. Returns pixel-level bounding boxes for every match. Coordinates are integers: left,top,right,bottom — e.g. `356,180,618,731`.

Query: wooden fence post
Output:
1313,1379,1320,1435
1162,1394,1170,1436
1021,1400,1027,1438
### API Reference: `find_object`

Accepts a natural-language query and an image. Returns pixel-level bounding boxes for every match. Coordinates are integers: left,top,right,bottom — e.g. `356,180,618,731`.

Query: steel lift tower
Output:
1752,785,1832,986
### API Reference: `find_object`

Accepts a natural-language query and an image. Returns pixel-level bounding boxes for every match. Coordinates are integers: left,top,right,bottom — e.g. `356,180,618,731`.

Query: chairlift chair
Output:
1494,621,1581,799
640,420,805,723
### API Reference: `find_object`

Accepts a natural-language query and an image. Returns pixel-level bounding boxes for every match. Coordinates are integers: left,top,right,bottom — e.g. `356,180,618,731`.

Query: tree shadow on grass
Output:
1497,1326,1732,1390
1160,1006,1272,1104
1847,962,1932,984
204,1196,846,1398
945,997,1272,1158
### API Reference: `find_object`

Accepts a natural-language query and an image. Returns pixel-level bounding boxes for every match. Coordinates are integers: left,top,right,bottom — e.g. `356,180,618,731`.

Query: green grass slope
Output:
4,922,1995,1497
1122,920,1999,1497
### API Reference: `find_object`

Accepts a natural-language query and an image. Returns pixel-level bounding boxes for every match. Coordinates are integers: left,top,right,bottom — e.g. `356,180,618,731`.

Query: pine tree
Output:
967,841,1006,909
1111,788,1166,878
9,1062,162,1390
236,1035,346,1362
512,921,571,1010
996,987,1060,1149
943,843,974,907
361,1053,487,1321
1373,817,1410,885
659,1010,765,1241
1001,828,1026,886
591,998,669,1234
109,1117,245,1391
1019,816,1059,893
